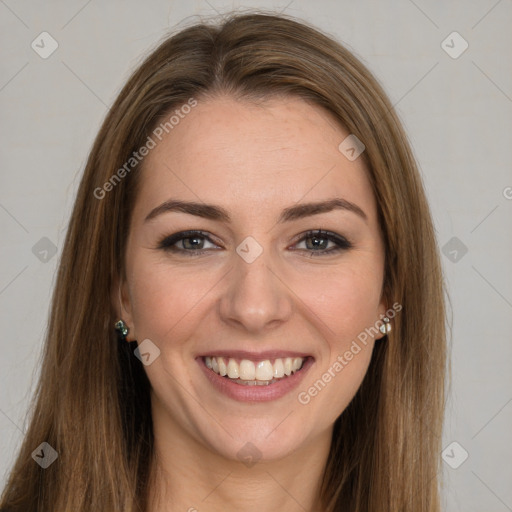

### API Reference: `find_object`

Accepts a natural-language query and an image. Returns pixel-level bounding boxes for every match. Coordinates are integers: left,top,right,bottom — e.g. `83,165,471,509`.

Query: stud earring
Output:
115,319,129,341
379,317,392,335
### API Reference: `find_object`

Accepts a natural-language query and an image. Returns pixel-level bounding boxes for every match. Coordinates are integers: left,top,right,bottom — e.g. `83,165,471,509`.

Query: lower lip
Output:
197,357,314,402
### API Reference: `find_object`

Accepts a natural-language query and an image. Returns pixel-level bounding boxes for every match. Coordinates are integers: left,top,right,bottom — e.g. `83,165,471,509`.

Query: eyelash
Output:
157,229,352,257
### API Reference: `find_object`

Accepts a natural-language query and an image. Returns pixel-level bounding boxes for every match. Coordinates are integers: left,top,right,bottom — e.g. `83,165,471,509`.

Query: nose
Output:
219,249,294,334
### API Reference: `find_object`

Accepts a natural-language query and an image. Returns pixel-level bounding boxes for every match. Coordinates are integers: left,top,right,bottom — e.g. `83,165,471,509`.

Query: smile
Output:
204,356,305,385
197,352,314,402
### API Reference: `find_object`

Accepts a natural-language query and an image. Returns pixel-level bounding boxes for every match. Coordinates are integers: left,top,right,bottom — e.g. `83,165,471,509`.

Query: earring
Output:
379,317,392,335
115,319,129,341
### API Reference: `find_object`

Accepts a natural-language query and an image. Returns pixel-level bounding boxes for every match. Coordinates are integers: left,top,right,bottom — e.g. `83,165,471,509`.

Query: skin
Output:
115,95,387,512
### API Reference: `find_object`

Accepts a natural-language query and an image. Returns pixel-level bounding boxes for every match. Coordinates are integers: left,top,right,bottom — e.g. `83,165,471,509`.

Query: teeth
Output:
236,379,280,386
284,357,292,376
218,357,227,377
273,358,285,378
227,358,239,379
255,360,274,380
239,359,255,380
205,356,305,381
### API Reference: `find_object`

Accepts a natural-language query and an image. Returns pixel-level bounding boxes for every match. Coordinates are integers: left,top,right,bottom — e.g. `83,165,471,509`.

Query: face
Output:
117,95,387,462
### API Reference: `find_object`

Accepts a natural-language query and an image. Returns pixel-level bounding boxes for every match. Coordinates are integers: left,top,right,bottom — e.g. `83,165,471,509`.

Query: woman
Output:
0,12,448,512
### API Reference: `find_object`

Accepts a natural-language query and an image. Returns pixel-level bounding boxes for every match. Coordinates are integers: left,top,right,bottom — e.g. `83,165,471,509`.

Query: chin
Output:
198,413,315,464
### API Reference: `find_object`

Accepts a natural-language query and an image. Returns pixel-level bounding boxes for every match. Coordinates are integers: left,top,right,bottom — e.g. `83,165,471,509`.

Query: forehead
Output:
134,95,377,223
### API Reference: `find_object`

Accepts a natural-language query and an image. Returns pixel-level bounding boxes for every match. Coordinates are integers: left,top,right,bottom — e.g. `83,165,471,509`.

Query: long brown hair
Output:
0,12,448,511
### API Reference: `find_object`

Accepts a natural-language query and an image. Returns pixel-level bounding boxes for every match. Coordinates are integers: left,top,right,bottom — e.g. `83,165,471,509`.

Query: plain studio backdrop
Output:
0,1,511,510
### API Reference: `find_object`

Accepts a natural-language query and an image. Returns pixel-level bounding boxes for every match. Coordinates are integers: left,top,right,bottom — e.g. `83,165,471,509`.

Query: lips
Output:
196,351,314,402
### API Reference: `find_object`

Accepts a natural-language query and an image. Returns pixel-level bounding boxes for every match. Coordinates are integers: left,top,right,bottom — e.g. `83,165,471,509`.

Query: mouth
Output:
204,355,307,385
197,352,314,402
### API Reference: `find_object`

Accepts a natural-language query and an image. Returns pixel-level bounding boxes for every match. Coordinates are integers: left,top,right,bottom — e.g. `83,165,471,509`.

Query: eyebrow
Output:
144,197,368,224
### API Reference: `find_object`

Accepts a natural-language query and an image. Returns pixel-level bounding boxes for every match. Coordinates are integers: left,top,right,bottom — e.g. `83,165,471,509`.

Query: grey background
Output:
1,1,511,510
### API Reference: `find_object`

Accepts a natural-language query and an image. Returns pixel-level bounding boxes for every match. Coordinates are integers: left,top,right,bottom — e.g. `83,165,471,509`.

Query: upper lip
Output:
196,350,313,361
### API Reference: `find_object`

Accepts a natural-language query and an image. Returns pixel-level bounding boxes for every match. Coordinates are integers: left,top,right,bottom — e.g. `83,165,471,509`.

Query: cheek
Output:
295,263,383,344
294,268,380,420
126,257,214,341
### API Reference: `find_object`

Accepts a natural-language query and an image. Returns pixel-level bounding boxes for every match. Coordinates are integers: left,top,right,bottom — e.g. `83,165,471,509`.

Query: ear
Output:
111,274,136,341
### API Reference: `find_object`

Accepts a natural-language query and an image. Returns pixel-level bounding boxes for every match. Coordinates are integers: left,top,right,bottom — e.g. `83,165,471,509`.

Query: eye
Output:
157,230,220,254
291,229,352,256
